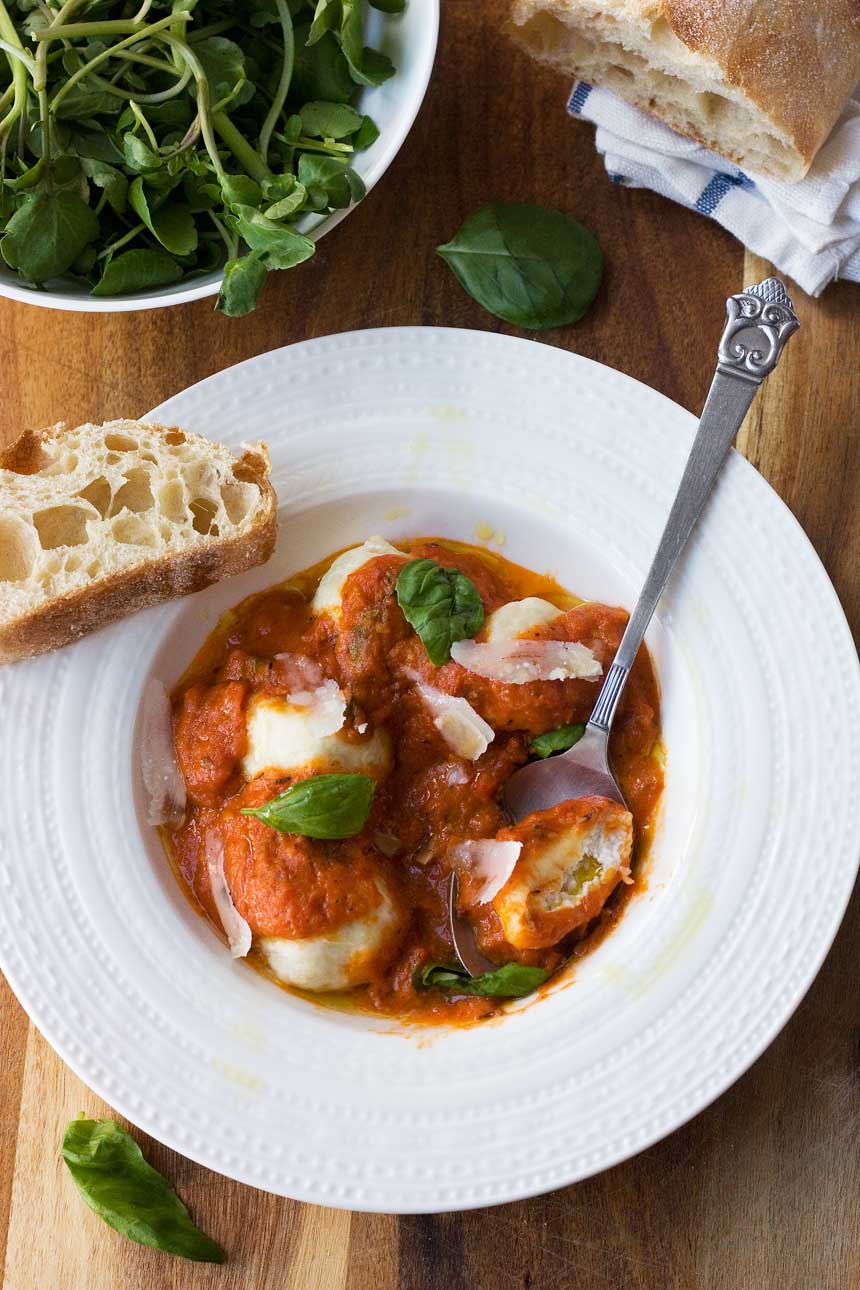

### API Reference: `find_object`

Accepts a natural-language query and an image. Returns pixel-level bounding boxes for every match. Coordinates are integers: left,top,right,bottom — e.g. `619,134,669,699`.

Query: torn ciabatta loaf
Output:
0,419,277,665
508,0,860,183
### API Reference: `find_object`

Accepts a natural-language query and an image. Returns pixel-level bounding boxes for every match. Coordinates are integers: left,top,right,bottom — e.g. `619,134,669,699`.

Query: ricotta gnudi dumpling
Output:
483,597,562,642
311,537,407,620
242,690,391,781
258,876,402,991
493,796,633,949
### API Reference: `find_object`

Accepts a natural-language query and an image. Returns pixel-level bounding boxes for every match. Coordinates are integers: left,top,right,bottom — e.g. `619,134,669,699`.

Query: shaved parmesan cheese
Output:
205,833,252,959
484,598,562,642
450,839,523,906
450,638,602,684
373,830,401,857
286,678,347,735
272,652,325,692
311,537,407,618
414,680,495,760
140,678,186,827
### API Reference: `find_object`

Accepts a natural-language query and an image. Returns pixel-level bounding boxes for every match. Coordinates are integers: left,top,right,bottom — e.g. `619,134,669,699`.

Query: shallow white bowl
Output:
1,328,858,1212
0,4,438,313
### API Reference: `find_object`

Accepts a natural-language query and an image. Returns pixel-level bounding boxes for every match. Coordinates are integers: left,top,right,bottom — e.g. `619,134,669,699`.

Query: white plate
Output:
0,3,439,313
2,328,858,1213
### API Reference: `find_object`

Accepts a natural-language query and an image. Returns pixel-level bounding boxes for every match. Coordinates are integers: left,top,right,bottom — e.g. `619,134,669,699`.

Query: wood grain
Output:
2,3,859,1286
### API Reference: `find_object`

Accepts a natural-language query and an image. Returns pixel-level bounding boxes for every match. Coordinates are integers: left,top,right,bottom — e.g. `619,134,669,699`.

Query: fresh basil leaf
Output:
0,192,99,284
395,558,484,666
530,723,586,758
227,204,315,268
81,158,128,216
417,962,549,998
300,100,363,139
438,202,603,330
92,249,183,296
62,1118,224,1263
129,178,198,256
241,772,375,839
216,252,268,317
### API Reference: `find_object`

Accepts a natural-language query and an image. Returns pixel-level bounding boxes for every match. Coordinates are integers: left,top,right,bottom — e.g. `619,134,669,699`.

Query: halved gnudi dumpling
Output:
493,796,633,949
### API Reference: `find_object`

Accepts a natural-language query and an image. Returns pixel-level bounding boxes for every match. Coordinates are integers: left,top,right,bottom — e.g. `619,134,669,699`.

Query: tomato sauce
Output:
164,538,664,1026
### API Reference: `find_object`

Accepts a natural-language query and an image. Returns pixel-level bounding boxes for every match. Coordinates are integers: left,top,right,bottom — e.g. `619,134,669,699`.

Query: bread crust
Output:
664,0,860,173
508,0,860,181
0,423,277,665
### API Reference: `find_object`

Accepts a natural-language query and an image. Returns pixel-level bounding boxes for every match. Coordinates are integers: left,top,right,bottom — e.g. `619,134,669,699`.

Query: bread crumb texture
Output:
508,0,860,182
0,420,273,629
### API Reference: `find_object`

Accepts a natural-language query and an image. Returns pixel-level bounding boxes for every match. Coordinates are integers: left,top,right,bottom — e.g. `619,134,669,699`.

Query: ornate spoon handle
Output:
588,278,800,735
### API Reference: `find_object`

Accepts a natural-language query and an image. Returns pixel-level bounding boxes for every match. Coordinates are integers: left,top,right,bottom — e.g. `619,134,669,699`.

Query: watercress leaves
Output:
129,179,198,257
62,1118,224,1263
297,154,364,209
217,252,268,316
0,191,99,283
529,723,586,758
0,1,397,309
300,100,363,138
92,249,183,296
226,205,316,268
417,962,549,998
396,559,484,666
241,773,376,839
437,203,604,330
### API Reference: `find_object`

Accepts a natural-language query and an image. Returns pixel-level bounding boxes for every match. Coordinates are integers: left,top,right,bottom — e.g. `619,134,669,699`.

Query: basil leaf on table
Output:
395,558,485,666
437,202,604,330
530,723,587,758
241,772,376,839
417,962,549,998
62,1118,224,1263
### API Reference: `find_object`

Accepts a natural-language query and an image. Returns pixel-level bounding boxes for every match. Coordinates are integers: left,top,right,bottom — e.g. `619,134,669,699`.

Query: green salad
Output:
0,0,403,313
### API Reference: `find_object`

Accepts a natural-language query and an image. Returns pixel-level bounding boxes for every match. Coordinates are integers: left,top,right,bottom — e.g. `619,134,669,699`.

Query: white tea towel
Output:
567,81,860,297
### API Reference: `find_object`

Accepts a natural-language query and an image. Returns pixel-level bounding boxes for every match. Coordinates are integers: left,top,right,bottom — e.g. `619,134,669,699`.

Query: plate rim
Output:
2,326,858,1212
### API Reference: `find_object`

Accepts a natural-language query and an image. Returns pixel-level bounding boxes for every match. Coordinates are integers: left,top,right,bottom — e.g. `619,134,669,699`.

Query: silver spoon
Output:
450,277,800,976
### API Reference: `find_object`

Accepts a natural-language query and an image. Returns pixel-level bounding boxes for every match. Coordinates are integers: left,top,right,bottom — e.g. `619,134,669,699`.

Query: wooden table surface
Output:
2,3,859,1286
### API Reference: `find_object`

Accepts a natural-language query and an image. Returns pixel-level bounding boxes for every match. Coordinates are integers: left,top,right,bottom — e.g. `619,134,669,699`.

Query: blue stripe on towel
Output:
567,83,593,116
696,170,756,214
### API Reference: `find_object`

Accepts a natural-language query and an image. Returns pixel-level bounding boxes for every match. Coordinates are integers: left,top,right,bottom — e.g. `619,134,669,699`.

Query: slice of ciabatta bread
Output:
0,419,277,665
508,0,860,183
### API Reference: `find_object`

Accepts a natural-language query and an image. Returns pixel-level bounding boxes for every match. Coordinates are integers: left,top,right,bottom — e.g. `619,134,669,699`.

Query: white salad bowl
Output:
0,4,439,314
1,328,858,1212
